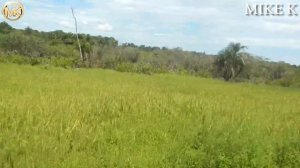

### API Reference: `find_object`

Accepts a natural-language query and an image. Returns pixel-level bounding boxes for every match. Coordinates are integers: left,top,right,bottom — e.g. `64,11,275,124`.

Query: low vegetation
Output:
0,64,299,167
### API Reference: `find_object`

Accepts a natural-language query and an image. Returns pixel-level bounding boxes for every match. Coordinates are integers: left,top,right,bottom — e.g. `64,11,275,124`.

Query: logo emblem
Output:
2,1,24,21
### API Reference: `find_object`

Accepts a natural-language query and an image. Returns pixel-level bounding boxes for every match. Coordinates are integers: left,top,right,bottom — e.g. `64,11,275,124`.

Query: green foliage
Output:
0,32,46,57
116,63,166,75
214,43,246,81
0,64,299,167
116,63,136,72
49,57,78,68
0,55,76,68
0,22,13,33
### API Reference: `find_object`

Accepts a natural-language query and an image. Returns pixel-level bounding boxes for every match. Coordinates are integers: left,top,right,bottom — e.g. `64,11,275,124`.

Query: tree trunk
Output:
71,8,83,62
231,67,236,78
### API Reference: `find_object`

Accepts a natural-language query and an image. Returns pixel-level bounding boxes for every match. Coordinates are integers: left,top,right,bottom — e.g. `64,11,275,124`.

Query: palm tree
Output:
214,43,246,81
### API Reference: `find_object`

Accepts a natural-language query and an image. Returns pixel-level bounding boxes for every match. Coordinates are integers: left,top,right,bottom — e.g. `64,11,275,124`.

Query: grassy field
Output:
0,63,299,168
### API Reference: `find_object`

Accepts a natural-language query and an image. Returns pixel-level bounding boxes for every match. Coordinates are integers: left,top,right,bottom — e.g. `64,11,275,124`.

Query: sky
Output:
0,0,300,65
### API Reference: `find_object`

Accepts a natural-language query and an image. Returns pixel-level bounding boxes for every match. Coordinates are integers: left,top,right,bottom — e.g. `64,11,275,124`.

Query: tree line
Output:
0,22,299,87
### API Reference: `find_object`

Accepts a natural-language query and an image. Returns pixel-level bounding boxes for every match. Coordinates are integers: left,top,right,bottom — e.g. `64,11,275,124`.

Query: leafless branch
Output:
71,8,83,62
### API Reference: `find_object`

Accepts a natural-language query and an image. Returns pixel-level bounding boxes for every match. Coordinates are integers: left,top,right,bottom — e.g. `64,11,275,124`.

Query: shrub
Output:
49,57,77,68
0,55,31,65
0,55,77,68
116,63,135,73
134,63,154,75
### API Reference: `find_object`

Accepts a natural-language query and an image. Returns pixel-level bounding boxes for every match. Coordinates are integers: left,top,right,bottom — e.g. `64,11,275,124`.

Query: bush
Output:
116,63,135,73
275,79,293,87
0,55,77,68
115,63,165,75
0,32,46,57
49,57,77,68
0,55,31,65
134,63,155,75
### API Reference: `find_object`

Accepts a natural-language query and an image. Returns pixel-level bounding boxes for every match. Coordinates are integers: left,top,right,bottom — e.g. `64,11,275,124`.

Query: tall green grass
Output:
0,63,299,167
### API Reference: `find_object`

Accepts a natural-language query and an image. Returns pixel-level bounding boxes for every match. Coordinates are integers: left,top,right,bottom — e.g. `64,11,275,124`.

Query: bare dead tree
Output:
71,8,83,62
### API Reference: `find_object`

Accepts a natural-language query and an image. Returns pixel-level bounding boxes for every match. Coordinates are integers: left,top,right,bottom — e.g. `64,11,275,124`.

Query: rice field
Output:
0,63,299,167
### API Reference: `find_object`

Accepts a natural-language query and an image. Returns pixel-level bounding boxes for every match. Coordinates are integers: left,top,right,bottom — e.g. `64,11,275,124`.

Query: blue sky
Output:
1,0,300,65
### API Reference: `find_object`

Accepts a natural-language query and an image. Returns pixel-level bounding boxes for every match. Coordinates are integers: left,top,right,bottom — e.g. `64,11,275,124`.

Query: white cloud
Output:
59,20,74,29
113,0,136,5
263,22,300,33
97,23,113,32
81,20,89,25
228,37,300,49
153,33,169,37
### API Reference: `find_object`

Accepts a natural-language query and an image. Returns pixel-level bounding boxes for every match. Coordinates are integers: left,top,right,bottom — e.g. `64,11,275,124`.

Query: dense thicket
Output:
0,22,299,87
